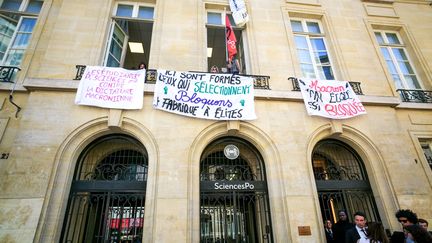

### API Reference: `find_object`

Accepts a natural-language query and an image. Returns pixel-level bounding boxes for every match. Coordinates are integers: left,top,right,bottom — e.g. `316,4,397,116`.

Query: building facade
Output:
0,0,431,242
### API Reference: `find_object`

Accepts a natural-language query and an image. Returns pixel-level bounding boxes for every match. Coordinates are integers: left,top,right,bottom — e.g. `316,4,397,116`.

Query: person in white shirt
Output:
345,211,367,243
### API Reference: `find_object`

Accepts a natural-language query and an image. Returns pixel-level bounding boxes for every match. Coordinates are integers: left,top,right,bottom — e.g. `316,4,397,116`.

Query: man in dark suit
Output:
345,211,368,243
333,210,354,243
390,209,418,243
324,219,335,243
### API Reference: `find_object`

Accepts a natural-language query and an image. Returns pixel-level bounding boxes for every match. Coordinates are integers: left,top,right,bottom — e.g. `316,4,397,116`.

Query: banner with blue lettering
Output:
298,78,366,119
153,70,256,120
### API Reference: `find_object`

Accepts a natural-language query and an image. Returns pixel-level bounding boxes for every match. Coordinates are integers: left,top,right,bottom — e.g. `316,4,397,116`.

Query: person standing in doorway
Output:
325,219,336,243
345,211,368,243
334,210,355,243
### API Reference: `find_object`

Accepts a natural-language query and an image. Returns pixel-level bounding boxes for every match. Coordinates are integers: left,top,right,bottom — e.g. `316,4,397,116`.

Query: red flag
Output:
225,15,237,62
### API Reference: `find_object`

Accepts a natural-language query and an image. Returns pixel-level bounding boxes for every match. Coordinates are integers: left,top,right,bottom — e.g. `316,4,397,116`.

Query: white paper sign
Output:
298,78,366,119
229,0,249,26
75,66,145,109
153,70,256,120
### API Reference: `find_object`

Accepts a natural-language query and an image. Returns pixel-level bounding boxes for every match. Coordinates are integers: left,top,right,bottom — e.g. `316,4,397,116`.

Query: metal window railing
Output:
0,66,22,117
288,77,364,95
74,65,271,90
397,89,432,103
246,74,271,90
0,66,21,83
73,65,86,80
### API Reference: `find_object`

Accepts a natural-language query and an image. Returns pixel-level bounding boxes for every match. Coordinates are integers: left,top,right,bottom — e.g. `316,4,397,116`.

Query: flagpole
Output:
224,8,228,64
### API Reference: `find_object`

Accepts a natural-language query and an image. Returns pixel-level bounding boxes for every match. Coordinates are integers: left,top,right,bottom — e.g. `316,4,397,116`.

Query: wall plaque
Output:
298,226,311,236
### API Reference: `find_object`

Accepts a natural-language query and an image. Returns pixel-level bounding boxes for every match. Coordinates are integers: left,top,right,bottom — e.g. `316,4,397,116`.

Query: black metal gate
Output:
200,138,273,243
312,139,380,223
60,135,148,243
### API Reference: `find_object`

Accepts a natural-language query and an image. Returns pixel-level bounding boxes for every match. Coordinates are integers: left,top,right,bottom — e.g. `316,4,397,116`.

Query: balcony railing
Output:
75,65,158,83
0,66,22,117
397,89,432,103
288,77,364,95
75,65,271,90
74,65,86,80
0,66,21,83
245,74,271,90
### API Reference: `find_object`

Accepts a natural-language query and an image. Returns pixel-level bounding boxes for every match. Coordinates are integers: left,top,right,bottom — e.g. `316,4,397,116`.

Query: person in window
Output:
227,55,241,74
138,62,147,70
210,65,219,73
390,209,418,243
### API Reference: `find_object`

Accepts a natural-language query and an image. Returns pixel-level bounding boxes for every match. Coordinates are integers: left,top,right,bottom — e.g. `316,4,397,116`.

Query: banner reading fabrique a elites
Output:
153,70,256,120
298,78,366,119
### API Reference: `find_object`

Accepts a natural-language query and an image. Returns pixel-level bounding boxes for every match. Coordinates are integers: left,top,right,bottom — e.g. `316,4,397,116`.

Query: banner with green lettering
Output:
153,70,256,120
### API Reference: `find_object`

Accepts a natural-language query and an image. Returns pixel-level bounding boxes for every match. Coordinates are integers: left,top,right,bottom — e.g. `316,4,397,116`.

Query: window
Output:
420,139,432,170
291,19,335,80
0,0,43,66
206,11,246,74
374,31,421,90
104,2,154,69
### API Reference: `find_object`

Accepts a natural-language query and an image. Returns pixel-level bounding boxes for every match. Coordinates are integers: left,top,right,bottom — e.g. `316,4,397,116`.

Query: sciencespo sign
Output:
201,181,265,192
214,182,255,190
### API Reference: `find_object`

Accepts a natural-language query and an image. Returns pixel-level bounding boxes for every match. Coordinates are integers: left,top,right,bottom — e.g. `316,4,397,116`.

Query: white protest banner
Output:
153,70,256,120
298,78,366,119
75,66,145,109
229,0,249,27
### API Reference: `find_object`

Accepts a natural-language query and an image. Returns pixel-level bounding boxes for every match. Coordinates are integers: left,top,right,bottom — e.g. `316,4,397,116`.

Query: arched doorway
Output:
312,139,380,223
200,137,273,243
60,134,148,243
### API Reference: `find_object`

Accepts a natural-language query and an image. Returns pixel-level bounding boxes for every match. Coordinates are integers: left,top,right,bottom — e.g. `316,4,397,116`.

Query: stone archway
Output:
60,134,148,243
35,118,159,243
199,136,273,243
312,139,380,223
306,123,399,240
188,122,290,242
